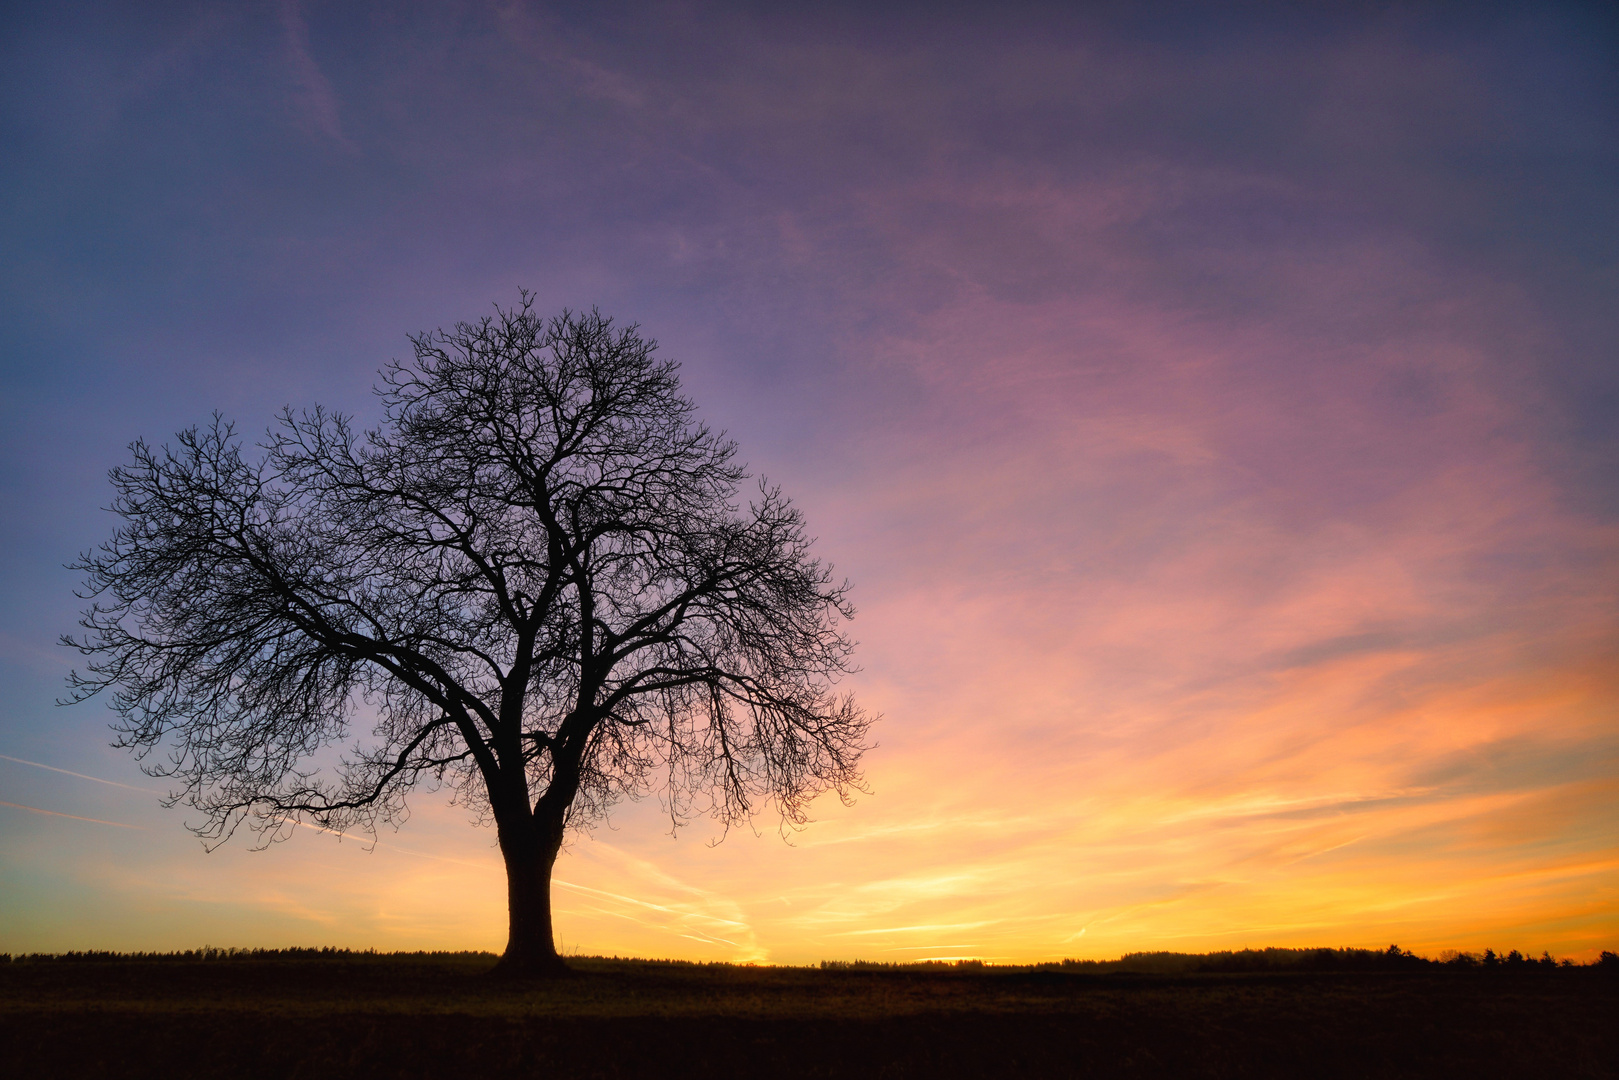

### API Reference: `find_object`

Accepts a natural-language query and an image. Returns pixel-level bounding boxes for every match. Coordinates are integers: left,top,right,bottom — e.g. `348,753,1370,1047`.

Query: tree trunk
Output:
491,811,570,978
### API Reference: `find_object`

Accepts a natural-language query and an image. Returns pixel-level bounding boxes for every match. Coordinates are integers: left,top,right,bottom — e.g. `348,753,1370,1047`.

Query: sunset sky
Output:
2,2,1615,964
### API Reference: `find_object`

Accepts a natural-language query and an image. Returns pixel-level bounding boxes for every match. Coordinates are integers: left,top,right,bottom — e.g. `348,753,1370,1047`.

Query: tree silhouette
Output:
65,297,872,975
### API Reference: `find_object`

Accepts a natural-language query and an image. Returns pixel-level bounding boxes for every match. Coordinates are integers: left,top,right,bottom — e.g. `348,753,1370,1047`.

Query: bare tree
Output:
65,297,872,975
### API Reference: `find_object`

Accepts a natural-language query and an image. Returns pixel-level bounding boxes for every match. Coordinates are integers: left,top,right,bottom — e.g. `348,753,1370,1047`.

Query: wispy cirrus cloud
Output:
277,0,348,146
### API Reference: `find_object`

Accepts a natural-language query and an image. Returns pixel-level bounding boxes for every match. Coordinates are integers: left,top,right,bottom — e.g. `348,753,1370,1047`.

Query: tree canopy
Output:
67,297,872,973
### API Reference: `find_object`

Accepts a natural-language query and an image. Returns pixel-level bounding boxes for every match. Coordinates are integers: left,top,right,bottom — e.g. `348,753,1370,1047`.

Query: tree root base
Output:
487,954,576,980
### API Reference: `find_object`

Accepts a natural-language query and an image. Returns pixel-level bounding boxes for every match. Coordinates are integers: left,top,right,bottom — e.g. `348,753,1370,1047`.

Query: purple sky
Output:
2,2,1616,961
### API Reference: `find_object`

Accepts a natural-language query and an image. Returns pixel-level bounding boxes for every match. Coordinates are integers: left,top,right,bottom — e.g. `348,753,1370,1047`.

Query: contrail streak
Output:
1,754,734,938
0,754,160,793
286,819,493,869
0,799,143,829
0,754,498,866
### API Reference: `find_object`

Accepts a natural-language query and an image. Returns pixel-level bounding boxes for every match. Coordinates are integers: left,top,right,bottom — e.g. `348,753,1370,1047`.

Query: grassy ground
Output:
2,952,1613,1079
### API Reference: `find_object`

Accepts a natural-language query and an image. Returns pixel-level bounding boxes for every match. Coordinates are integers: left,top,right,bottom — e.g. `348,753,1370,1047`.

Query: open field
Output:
2,951,1613,1079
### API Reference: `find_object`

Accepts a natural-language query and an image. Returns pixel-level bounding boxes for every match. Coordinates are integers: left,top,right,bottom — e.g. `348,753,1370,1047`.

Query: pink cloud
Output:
278,0,347,145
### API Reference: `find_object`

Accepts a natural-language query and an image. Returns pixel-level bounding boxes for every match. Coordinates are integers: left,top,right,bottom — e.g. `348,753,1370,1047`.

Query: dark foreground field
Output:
2,952,1614,1079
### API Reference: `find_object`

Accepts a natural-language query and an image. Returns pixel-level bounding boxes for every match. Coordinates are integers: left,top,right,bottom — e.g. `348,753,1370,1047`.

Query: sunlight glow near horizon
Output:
0,3,1614,963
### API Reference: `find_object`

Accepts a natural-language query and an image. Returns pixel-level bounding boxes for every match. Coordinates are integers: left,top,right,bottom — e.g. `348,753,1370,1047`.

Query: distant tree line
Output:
0,948,492,964
812,947,1618,975
1051,946,1619,975
6,946,1616,972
